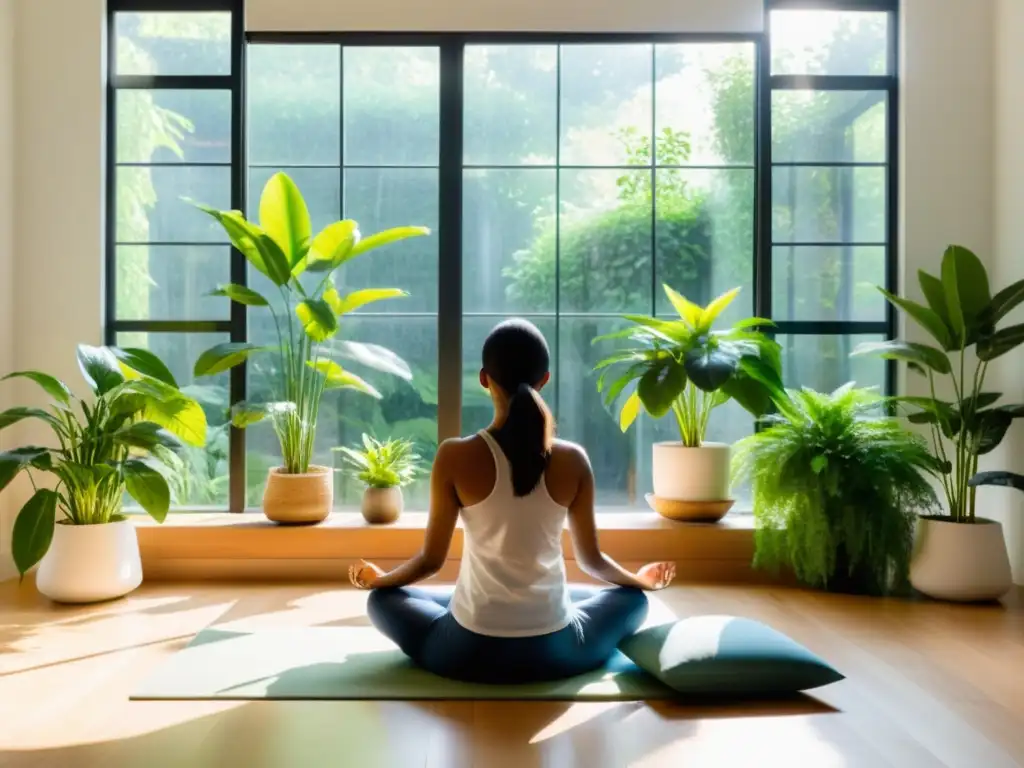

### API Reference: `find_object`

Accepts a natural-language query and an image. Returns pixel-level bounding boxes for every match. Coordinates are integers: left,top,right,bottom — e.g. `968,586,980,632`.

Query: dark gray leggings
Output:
366,585,649,684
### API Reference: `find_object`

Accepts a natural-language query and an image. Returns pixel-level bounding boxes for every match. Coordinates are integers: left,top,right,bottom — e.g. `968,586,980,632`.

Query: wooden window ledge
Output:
135,512,768,584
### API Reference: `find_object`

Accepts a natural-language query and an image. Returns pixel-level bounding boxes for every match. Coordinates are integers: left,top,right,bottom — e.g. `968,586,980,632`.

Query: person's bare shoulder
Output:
549,438,592,478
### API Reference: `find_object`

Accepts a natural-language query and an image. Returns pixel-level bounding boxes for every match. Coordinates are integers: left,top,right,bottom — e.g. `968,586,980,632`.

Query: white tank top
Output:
449,430,572,637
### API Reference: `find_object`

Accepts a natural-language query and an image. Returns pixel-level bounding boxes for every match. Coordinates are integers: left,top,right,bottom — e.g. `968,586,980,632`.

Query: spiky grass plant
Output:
732,384,939,595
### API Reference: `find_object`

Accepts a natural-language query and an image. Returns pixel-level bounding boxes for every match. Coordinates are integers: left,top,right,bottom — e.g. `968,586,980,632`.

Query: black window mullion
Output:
228,0,246,512
112,74,234,90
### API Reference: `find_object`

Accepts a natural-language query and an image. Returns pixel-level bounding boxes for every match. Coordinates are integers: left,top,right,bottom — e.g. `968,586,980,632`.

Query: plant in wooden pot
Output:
336,434,421,524
853,245,1023,601
191,172,428,525
1,345,206,602
594,285,785,521
732,384,939,596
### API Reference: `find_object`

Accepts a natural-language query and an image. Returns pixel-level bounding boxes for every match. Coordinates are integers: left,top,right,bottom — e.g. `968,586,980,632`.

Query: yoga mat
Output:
133,626,677,701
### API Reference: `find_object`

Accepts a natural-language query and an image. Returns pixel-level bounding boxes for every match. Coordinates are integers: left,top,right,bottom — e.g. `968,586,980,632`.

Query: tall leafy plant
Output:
191,172,429,475
853,245,1024,523
594,285,786,444
0,346,207,577
733,385,938,595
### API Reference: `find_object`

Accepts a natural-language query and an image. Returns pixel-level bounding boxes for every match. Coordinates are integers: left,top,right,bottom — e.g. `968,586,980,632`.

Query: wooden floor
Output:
0,579,1022,768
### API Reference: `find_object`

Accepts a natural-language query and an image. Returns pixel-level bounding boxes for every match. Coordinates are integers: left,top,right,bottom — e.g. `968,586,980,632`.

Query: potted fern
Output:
594,285,785,516
853,245,1021,601
335,435,421,524
191,172,428,524
732,384,939,595
0,345,206,602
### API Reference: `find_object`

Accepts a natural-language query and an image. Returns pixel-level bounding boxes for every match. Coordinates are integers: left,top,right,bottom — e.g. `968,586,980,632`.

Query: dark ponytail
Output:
482,320,555,497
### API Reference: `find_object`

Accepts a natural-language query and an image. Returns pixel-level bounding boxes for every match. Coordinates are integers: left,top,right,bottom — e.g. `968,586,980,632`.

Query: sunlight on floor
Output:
529,701,626,744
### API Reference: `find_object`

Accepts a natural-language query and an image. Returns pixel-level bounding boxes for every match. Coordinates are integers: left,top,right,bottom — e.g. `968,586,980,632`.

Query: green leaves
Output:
307,360,382,397
326,288,408,316
124,459,171,523
307,220,360,273
0,446,51,493
112,347,178,387
637,360,686,418
230,401,270,428
941,245,990,337
193,203,292,286
878,289,952,350
918,270,953,333
208,283,270,307
1,371,71,406
663,284,703,328
259,172,312,274
296,299,339,342
969,471,1024,492
701,287,740,329
984,278,1024,327
851,340,951,374
0,407,59,432
347,226,430,260
977,323,1024,362
77,344,125,395
114,379,208,447
112,421,184,453
194,342,267,377
684,346,738,393
619,391,642,432
12,489,58,578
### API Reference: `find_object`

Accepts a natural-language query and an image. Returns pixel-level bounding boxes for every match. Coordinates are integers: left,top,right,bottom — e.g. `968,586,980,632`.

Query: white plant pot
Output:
652,442,731,502
35,518,143,604
909,516,1013,602
361,486,404,525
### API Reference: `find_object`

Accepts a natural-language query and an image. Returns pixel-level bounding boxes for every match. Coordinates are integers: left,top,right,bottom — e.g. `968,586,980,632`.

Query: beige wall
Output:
0,0,14,581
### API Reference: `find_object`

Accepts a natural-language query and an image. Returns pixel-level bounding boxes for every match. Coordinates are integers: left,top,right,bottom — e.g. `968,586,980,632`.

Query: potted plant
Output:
732,384,939,595
853,245,1022,601
335,434,421,524
191,172,428,524
0,345,206,602
594,285,785,517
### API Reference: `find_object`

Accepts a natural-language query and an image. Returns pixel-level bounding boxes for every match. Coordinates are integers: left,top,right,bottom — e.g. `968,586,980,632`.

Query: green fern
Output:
334,434,421,490
733,384,939,594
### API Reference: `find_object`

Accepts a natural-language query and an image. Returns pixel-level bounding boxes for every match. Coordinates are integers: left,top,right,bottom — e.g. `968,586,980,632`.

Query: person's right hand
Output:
636,562,676,591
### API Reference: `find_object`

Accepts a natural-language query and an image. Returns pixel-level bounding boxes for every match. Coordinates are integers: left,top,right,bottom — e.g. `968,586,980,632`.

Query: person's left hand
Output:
349,560,385,589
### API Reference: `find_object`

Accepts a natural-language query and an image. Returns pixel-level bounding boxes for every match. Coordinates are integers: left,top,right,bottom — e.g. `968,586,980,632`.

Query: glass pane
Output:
559,44,653,166
117,90,230,165
779,334,886,393
655,42,756,166
655,169,755,324
116,165,230,243
772,91,886,164
464,169,556,314
248,44,341,166
772,166,885,244
116,246,230,321
340,168,439,314
464,45,557,166
772,246,886,322
343,47,440,166
770,10,888,77
461,316,557,437
558,169,652,314
248,167,341,237
115,12,230,77
115,332,231,509
246,316,437,509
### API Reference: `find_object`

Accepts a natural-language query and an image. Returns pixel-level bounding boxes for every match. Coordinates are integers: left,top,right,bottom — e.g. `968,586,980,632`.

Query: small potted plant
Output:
0,345,206,602
732,384,939,595
854,245,1022,601
335,434,420,524
191,172,428,524
594,284,785,519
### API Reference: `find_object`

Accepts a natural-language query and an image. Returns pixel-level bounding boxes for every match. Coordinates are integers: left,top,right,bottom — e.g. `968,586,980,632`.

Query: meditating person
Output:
348,318,676,684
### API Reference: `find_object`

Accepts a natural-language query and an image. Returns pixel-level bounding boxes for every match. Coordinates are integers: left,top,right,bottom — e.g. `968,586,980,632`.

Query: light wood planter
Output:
646,494,734,523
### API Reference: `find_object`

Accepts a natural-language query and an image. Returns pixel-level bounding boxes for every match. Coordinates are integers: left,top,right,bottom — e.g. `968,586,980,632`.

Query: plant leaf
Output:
12,488,58,578
307,220,360,272
983,278,1024,327
969,471,1024,492
330,288,408,315
0,446,51,493
918,269,953,333
77,344,125,395
194,342,267,377
662,284,703,328
636,360,686,418
259,172,312,273
700,287,741,329
941,245,990,339
308,360,382,397
117,379,208,447
112,422,184,453
111,347,178,387
973,411,1013,455
684,345,739,392
230,401,269,428
347,226,430,260
193,203,292,286
208,283,270,307
296,299,339,342
0,407,60,431
124,458,171,523
879,289,953,350
619,390,642,432
325,340,412,380
977,323,1024,362
851,340,951,374
1,371,71,405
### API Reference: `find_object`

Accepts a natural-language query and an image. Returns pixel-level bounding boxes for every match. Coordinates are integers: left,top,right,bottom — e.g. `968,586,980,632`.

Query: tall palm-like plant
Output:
191,172,429,475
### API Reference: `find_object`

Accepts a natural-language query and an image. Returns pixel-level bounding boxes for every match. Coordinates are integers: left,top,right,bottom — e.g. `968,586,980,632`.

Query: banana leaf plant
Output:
970,472,1024,493
0,345,207,578
594,285,788,445
853,245,1024,523
191,172,429,475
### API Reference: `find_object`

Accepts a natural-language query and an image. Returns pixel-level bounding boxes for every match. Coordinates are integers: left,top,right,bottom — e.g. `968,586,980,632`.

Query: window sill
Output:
135,511,765,584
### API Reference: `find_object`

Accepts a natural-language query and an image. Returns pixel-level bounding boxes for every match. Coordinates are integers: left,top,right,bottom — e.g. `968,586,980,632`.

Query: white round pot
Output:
361,486,404,525
910,516,1013,602
652,442,731,502
35,518,143,604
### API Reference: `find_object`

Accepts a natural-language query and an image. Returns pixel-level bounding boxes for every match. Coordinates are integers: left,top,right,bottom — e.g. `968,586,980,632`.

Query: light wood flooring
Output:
0,578,1022,768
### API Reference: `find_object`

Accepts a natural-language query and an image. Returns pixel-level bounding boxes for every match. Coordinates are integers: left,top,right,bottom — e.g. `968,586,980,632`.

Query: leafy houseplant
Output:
336,434,421,524
594,285,786,510
732,385,938,596
853,245,1020,600
191,172,428,524
0,345,206,602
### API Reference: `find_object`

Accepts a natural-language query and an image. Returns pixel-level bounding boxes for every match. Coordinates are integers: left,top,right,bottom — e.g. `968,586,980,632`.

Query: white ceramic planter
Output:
263,465,333,524
652,442,731,502
910,516,1013,602
361,486,404,525
35,518,142,604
